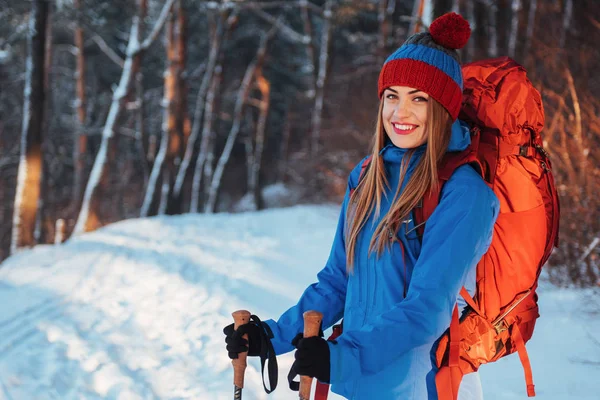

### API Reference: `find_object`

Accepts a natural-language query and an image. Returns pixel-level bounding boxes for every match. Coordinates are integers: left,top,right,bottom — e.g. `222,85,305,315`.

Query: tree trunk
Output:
464,0,476,61
278,106,292,183
564,68,588,195
486,0,498,57
205,28,276,213
141,1,183,217
559,0,573,49
378,0,389,65
141,113,168,217
244,108,256,201
301,0,316,99
523,0,537,59
37,3,53,245
72,0,87,211
133,0,149,184
11,0,49,253
507,0,521,58
199,65,222,212
409,0,426,35
140,0,185,217
174,9,227,199
168,0,187,214
74,0,176,233
250,71,270,211
310,0,333,157
451,0,459,13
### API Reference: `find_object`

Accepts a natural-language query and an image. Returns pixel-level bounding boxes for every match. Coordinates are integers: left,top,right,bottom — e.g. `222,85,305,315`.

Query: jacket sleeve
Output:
327,165,500,383
263,159,367,355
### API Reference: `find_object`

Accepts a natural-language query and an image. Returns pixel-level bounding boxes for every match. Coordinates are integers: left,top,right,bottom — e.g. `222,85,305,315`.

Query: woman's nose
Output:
394,100,411,118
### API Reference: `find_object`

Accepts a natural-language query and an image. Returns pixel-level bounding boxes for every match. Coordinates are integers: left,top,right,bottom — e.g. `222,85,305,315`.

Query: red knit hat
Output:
378,13,471,120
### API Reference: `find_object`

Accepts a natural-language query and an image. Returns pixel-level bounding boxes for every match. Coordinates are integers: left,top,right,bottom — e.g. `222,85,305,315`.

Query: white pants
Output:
458,372,484,400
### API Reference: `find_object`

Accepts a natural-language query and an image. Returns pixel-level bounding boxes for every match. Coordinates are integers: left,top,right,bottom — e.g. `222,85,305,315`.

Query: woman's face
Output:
381,86,429,149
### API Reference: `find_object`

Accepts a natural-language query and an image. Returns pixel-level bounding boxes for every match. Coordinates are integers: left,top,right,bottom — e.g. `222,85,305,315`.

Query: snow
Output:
0,205,598,399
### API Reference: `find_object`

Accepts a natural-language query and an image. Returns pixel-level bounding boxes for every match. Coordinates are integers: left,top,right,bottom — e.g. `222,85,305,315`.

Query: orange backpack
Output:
315,57,560,400
430,57,560,399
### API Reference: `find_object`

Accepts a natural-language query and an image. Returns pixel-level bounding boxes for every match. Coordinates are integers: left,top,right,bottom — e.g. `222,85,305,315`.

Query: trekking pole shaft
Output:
299,310,323,400
232,310,251,398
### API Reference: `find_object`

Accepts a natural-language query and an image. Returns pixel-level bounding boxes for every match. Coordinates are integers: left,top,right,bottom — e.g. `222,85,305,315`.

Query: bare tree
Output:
564,68,588,194
191,65,221,212
72,0,87,211
486,0,498,57
451,0,459,13
310,0,333,157
142,0,186,217
559,0,573,49
132,0,149,184
378,0,389,64
74,0,177,233
192,12,238,212
508,0,521,58
523,0,537,57
11,0,50,253
205,26,278,213
277,106,292,183
174,9,230,200
409,0,426,35
464,0,476,60
245,70,271,210
35,2,53,245
301,0,316,99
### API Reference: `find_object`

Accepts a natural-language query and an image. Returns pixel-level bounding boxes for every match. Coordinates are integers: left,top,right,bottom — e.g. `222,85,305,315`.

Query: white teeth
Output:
393,123,415,131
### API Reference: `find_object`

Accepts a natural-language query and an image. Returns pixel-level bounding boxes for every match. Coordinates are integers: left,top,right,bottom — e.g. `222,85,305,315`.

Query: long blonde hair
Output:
345,98,452,272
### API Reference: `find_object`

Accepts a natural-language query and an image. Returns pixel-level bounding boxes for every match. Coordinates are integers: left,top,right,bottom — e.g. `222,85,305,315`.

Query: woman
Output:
224,13,499,399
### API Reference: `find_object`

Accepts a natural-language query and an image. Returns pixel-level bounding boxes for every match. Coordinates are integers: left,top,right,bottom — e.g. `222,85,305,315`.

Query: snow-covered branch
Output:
203,0,324,16
91,34,124,68
251,8,309,44
138,0,177,53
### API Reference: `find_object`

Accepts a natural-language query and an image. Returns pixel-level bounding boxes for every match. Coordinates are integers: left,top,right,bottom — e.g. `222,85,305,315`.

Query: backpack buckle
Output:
519,146,529,157
494,319,509,334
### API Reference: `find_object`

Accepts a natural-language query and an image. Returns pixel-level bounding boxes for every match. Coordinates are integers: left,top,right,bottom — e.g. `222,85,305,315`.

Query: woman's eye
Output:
386,93,397,100
414,96,428,102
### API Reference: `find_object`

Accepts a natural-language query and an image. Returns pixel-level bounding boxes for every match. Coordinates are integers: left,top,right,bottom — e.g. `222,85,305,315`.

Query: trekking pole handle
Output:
232,310,251,390
299,310,323,400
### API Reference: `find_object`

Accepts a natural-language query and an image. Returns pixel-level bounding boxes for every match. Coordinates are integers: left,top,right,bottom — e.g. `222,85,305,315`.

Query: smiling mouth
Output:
392,123,418,135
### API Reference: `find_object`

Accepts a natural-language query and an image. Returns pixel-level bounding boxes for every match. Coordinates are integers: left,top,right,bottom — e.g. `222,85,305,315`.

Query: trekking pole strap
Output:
250,315,278,394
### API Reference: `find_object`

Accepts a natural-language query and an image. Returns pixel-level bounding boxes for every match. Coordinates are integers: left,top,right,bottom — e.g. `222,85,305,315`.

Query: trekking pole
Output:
232,310,251,400
299,310,323,400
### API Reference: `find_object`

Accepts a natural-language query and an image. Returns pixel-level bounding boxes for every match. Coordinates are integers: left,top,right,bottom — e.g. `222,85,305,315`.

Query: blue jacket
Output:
265,120,499,399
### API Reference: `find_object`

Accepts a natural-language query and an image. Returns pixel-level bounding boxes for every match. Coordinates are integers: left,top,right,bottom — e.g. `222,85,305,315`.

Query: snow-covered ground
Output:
0,205,598,399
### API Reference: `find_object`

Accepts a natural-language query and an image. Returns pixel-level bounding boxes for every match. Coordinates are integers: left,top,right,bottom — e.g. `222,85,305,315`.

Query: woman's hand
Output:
291,334,331,383
223,320,264,359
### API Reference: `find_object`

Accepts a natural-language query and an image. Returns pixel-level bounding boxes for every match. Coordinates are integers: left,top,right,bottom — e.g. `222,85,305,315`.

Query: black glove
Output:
223,315,279,394
223,321,265,359
290,333,331,384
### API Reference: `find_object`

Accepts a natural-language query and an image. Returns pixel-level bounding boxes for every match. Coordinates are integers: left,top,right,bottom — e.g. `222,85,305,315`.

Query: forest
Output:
0,0,598,285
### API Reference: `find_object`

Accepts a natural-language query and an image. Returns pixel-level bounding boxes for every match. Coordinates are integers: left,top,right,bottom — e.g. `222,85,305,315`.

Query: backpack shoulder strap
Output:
349,156,373,197
414,132,482,237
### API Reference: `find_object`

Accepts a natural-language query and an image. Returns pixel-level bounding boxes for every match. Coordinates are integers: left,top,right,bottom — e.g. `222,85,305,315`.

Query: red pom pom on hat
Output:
429,12,471,50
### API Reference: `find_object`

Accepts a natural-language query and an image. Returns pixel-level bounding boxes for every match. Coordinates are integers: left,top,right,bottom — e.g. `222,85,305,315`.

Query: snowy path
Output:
0,205,598,399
